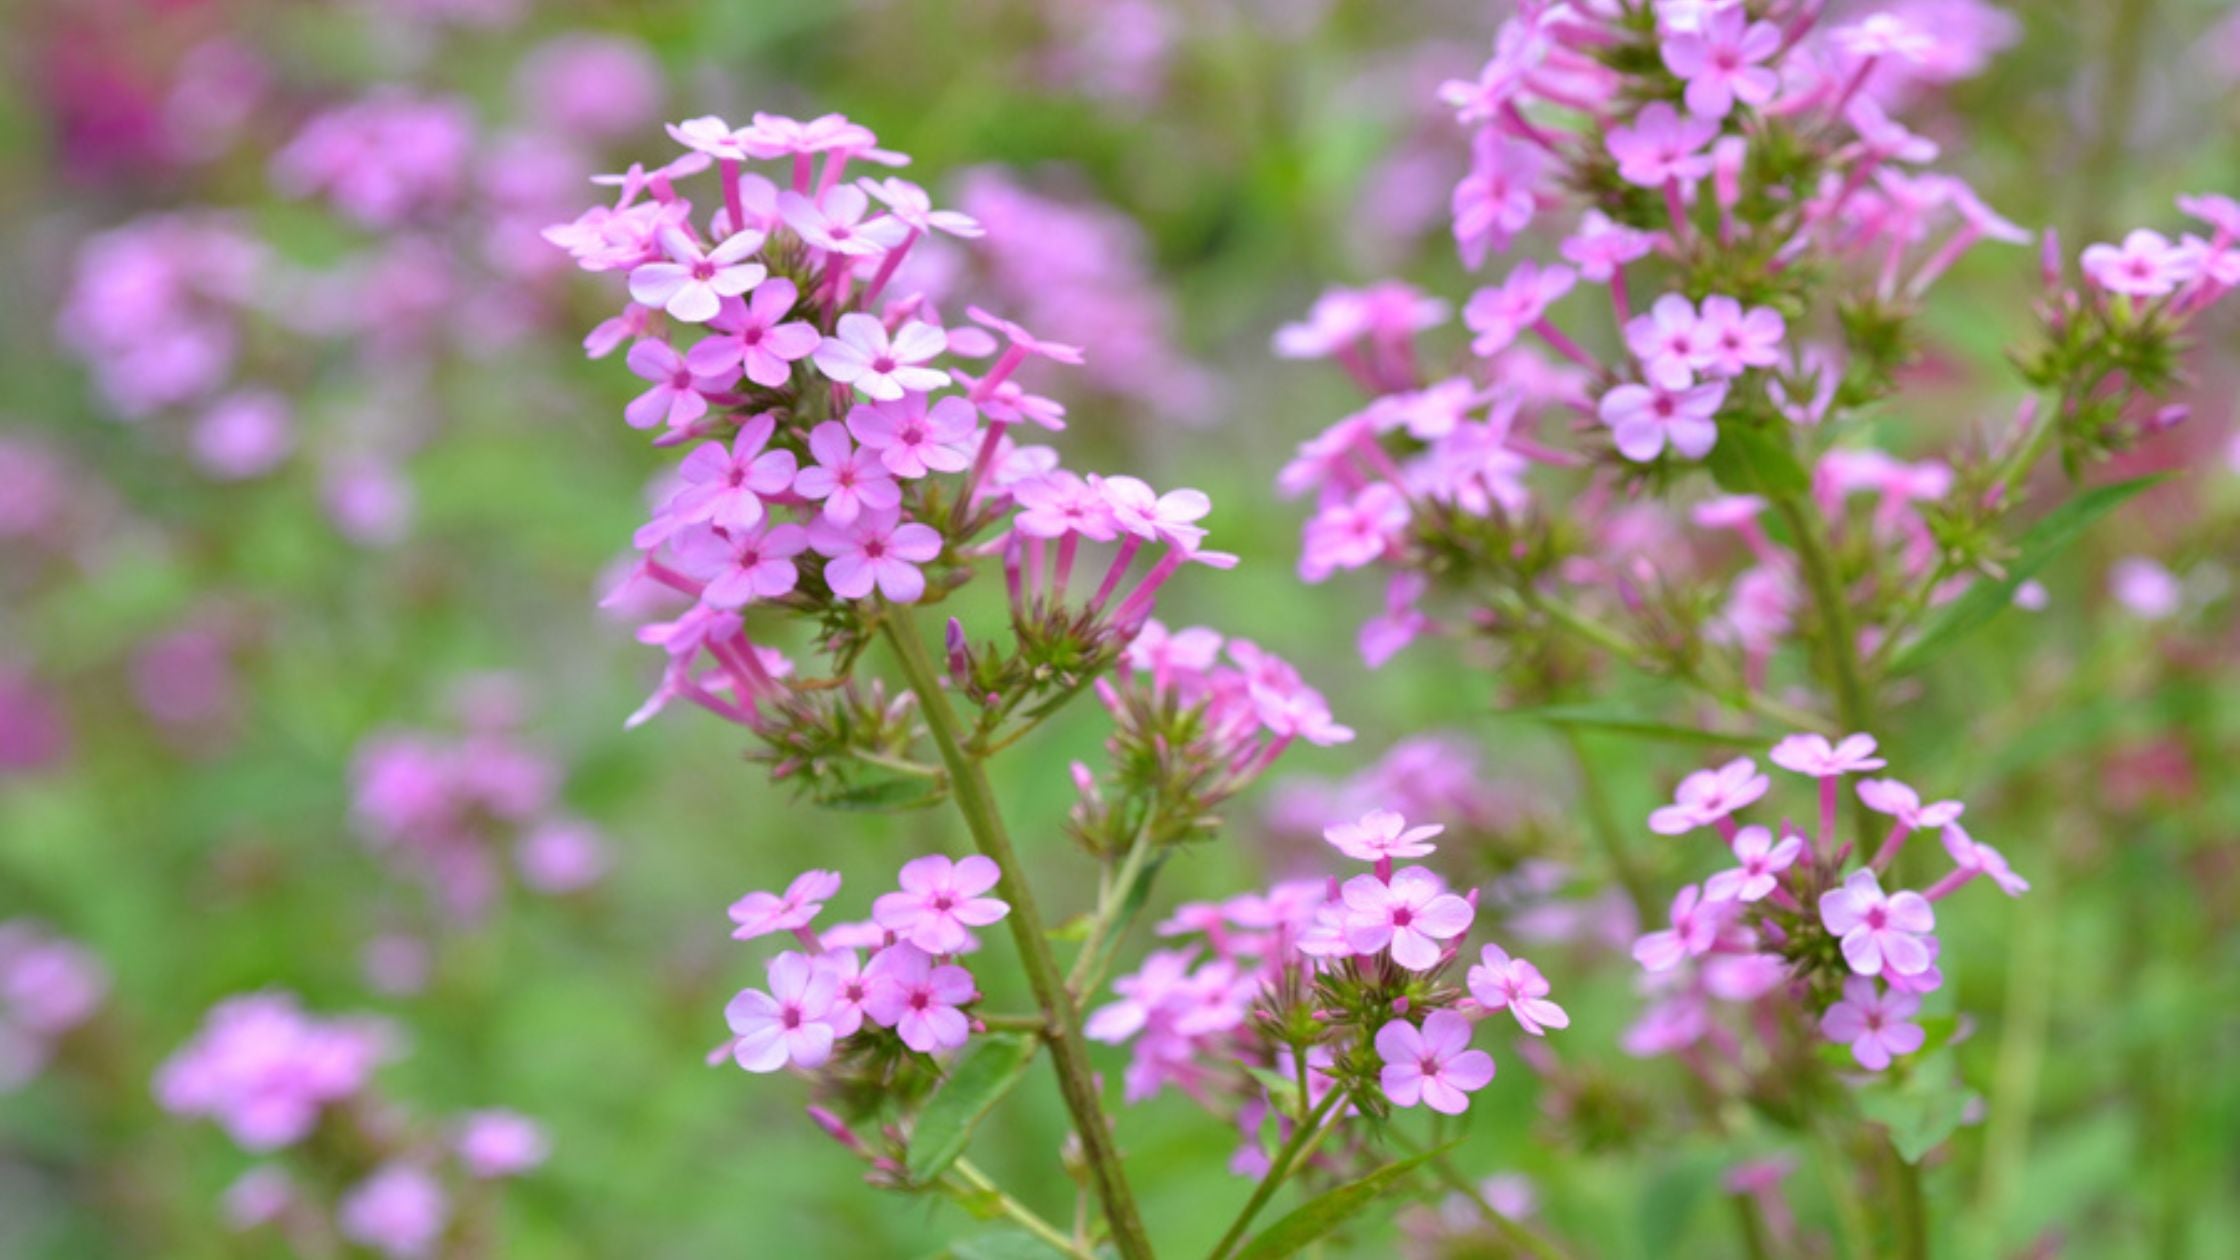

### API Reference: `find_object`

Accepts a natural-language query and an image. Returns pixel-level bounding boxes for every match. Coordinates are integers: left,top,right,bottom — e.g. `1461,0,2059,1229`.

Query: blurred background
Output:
2,0,2237,1256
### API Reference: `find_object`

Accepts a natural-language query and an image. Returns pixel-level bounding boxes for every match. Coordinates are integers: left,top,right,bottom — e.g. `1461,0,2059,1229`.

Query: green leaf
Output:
1243,1067,1305,1118
1857,1057,1977,1164
1705,425,1811,497
1233,1145,1452,1260
822,776,943,813
1496,705,1762,747
908,1033,1041,1183
1889,473,2170,673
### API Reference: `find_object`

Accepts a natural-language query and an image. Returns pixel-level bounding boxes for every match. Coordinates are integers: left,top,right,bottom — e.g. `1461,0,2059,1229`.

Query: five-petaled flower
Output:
1648,757,1770,835
1341,867,1473,970
1467,944,1569,1037
871,855,1010,955
863,944,977,1054
631,227,769,324
1324,809,1444,864
812,314,948,401
1819,869,1936,977
1705,826,1804,903
1819,977,1925,1071
1376,1009,1495,1115
808,507,944,603
726,951,843,1071
728,869,842,941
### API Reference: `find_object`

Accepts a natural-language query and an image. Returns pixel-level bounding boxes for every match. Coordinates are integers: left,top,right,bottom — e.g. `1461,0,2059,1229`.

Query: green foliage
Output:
908,1034,1044,1184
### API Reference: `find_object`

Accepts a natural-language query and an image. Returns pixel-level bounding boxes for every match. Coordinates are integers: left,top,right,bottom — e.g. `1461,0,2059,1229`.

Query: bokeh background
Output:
3,0,2237,1256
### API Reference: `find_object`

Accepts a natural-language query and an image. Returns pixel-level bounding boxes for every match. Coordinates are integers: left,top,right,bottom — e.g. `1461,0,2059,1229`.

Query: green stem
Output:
1772,494,1871,735
1420,1148,1572,1260
1067,822,1159,998
1561,729,1656,925
950,1158,1100,1260
1205,1088,1346,1260
881,610,1156,1260
1810,1121,1878,1260
1889,1145,1927,1260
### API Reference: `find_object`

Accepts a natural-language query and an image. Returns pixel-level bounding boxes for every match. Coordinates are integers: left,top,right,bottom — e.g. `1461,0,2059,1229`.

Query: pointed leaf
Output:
1706,425,1811,497
908,1033,1041,1183
1233,1144,1453,1260
1889,473,2170,674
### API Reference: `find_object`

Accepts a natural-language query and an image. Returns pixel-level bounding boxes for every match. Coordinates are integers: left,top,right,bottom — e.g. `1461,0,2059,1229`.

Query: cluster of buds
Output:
1091,808,1565,1172
1627,732,2024,1075
156,992,548,1258
0,920,108,1091
714,858,1010,1072
1271,1,2222,698
348,682,609,924
551,113,1234,807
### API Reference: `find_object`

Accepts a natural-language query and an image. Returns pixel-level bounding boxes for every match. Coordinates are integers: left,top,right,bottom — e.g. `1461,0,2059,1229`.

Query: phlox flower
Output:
1606,102,1718,188
623,341,727,433
1467,944,1568,1036
778,186,907,257
1085,949,1198,1043
1013,471,1120,541
1324,809,1443,863
1692,296,1786,377
2081,230,2189,297
1648,757,1769,835
1704,826,1803,903
686,279,819,387
1856,778,1963,831
808,507,944,602
666,114,756,161
1661,6,1783,119
1341,866,1473,970
858,177,984,238
667,416,798,532
1830,13,1938,63
629,227,768,324
1453,132,1549,267
727,869,842,941
872,855,1009,954
1939,824,2030,897
1272,283,1447,360
1560,210,1656,282
1300,483,1409,581
1819,869,1935,977
863,944,977,1054
454,1110,550,1179
1631,883,1727,972
2109,556,2181,619
726,951,843,1072
848,394,978,479
815,949,872,1036
791,421,900,524
812,314,948,401
1770,732,1886,777
1598,378,1727,462
1096,476,1212,550
1462,260,1575,357
1376,1010,1494,1115
669,521,808,608
1625,294,1711,389
1819,977,1924,1071
338,1163,448,1260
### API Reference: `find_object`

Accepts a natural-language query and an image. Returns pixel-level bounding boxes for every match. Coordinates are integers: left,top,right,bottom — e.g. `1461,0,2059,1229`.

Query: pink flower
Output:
2109,556,2181,619
1560,210,1656,282
338,1163,448,1260
1939,824,2030,897
1819,869,1935,977
1599,378,1727,462
1467,944,1568,1036
812,313,948,401
686,279,820,387
1625,294,1710,389
670,521,809,608
1692,296,1786,377
848,394,978,479
1300,483,1409,580
1452,131,1549,267
1013,471,1119,541
1855,779,1964,831
858,177,983,238
791,421,900,524
2081,230,2189,297
726,951,844,1072
872,855,1009,955
1661,7,1783,119
1341,867,1473,970
1095,476,1213,550
1606,102,1718,188
815,949,872,1036
1819,977,1925,1071
666,416,798,532
1648,757,1770,835
622,341,725,432
629,227,768,324
728,869,842,941
454,1110,550,1179
778,186,907,257
1704,826,1803,903
809,507,944,602
1375,1010,1494,1115
1769,732,1887,777
1462,260,1575,357
864,944,976,1053
1273,283,1446,359
1631,884,1727,972
1324,809,1443,863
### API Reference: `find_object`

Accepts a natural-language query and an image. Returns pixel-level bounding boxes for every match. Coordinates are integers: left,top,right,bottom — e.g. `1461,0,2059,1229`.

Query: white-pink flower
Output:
1704,826,1803,903
1375,1010,1494,1115
1467,944,1569,1036
1819,976,1924,1071
629,227,768,324
1648,757,1770,835
1770,732,1887,778
669,521,808,608
726,951,844,1072
791,421,900,525
863,944,976,1053
2081,230,2189,298
727,869,842,941
666,415,798,532
686,279,819,387
1855,778,1964,831
1341,867,1473,970
1599,378,1727,462
778,186,907,257
871,855,1009,955
1632,883,1729,972
1323,809,1443,864
848,394,978,479
808,507,944,603
1819,869,1935,977
1940,824,2030,897
1661,7,1783,120
812,314,948,401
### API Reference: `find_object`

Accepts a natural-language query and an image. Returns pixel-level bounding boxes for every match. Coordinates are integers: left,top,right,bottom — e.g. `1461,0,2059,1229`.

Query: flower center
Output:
1390,907,1414,928
871,355,897,373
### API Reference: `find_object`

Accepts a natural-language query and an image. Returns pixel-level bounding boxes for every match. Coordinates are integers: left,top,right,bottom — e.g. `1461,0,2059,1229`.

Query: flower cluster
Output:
0,921,108,1091
1629,732,2023,1073
715,858,1011,1071
349,682,609,923
1091,806,1563,1174
157,992,548,1258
